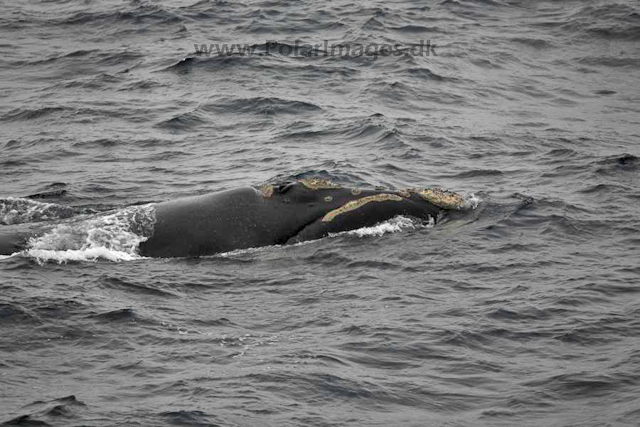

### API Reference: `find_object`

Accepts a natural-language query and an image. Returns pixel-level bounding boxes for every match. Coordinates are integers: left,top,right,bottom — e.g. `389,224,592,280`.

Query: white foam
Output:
27,248,142,263
0,197,77,225
330,215,430,238
461,193,481,210
216,244,282,258
24,204,156,264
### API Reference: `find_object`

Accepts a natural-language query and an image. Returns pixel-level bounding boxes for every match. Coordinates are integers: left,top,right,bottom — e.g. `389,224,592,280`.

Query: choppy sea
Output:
1,0,639,425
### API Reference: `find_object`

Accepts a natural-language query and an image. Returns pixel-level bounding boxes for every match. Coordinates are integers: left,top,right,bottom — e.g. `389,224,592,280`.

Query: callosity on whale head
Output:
268,179,465,245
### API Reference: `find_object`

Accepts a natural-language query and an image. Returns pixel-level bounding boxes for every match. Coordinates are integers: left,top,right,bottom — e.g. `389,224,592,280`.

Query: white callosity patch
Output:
25,204,156,263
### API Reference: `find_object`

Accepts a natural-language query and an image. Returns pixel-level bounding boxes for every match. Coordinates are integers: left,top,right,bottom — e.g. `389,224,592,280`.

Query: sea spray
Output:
25,204,156,263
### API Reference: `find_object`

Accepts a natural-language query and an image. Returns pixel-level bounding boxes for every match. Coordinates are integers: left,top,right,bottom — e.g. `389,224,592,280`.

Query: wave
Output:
90,307,139,322
11,49,97,67
13,49,142,68
202,96,323,116
565,4,640,41
507,37,554,49
26,183,69,200
579,183,634,195
119,78,166,91
0,303,41,325
59,7,183,27
237,18,345,34
2,395,86,426
392,24,445,34
0,105,142,124
439,169,504,179
577,56,640,68
159,55,258,74
154,95,323,130
155,111,206,132
401,67,457,82
0,107,66,122
593,153,638,173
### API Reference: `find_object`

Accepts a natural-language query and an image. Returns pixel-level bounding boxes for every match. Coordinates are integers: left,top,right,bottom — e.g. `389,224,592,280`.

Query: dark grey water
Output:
1,0,640,425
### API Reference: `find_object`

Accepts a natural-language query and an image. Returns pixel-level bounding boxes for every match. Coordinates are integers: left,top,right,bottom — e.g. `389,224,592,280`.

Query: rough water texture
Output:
1,0,639,425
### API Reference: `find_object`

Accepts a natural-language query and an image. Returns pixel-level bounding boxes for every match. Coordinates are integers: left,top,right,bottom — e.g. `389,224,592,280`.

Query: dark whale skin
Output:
138,181,445,258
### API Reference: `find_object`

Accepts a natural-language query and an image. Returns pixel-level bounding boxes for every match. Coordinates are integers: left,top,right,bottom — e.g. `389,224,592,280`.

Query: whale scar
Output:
299,178,342,190
321,194,403,222
414,188,464,210
261,184,274,198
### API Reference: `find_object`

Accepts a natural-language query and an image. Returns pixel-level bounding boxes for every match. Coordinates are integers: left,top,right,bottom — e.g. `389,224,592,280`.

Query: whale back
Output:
138,181,454,257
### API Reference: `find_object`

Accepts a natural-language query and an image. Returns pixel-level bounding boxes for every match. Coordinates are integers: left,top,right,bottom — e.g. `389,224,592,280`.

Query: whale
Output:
0,229,28,257
0,179,465,258
137,179,464,258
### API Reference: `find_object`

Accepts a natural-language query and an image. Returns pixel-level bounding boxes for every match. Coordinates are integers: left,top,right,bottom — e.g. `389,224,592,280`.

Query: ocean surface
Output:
1,0,639,425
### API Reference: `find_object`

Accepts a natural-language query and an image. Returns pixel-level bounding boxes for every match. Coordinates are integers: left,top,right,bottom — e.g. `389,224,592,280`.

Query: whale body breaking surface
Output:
0,179,470,260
